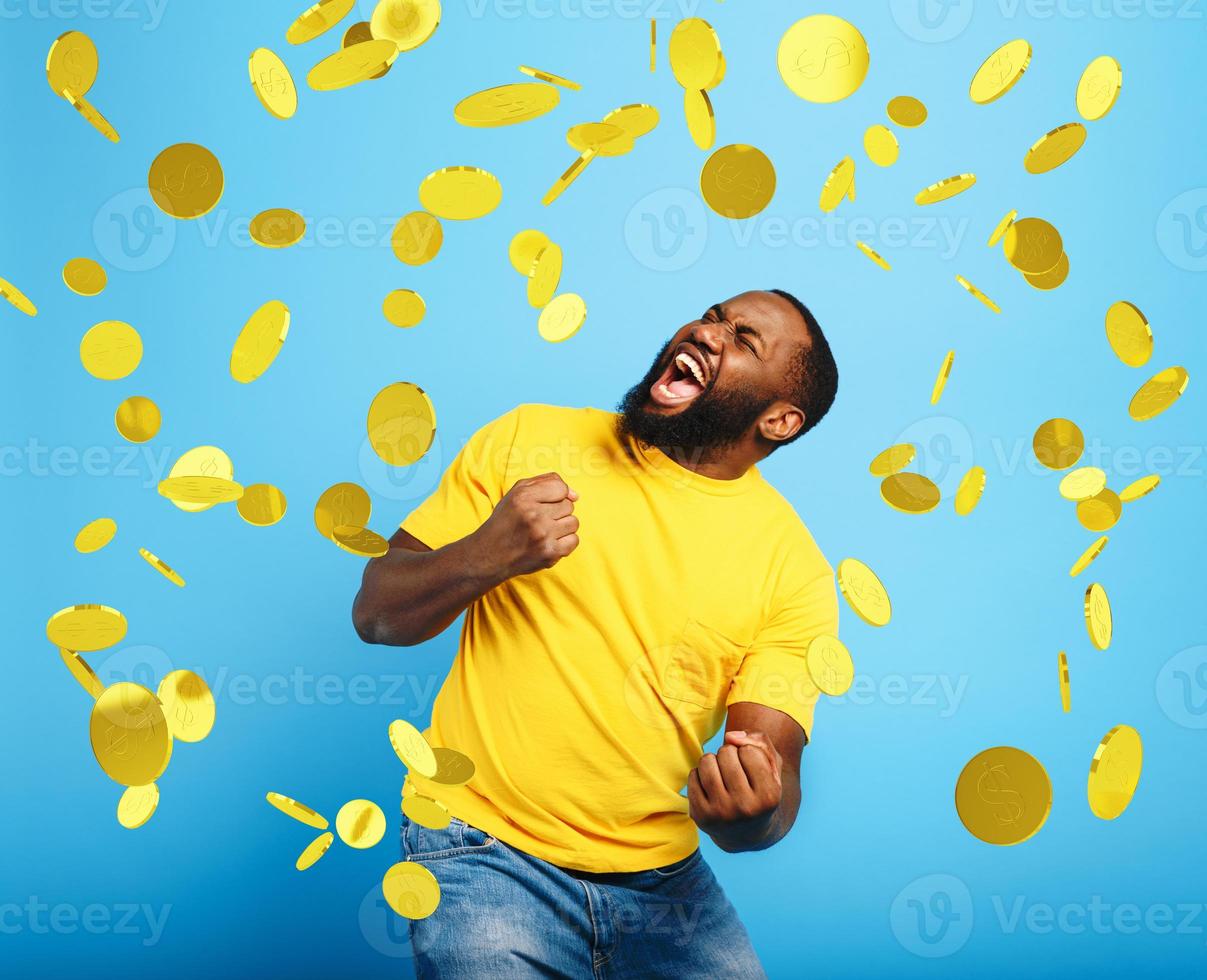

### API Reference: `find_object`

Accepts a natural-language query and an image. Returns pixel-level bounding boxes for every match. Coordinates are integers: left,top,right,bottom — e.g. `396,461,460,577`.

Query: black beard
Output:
615,339,769,460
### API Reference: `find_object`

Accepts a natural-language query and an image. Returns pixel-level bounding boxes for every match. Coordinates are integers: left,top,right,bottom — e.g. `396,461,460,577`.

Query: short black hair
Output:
769,289,838,446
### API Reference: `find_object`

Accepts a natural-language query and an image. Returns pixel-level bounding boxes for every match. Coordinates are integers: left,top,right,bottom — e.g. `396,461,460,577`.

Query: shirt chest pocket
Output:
659,618,749,708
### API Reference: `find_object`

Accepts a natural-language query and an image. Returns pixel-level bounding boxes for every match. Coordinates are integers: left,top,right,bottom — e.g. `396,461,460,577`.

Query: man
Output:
353,289,840,978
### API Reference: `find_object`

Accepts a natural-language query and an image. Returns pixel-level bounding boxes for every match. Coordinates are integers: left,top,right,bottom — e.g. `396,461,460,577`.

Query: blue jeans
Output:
401,814,766,979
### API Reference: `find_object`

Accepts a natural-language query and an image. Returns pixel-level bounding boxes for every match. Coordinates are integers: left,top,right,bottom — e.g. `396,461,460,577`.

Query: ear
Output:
758,401,805,444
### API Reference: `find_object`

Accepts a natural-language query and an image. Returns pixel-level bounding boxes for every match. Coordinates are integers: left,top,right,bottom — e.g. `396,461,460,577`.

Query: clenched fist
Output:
476,472,580,579
688,730,784,849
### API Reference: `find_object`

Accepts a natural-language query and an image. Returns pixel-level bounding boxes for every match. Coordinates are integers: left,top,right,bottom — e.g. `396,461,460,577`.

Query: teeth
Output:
675,352,705,385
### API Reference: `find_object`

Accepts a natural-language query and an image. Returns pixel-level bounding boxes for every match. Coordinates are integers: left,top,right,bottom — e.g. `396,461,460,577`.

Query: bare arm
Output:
352,472,579,647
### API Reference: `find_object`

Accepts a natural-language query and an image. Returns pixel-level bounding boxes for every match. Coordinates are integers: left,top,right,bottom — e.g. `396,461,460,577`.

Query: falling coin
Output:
1058,652,1071,713
969,39,1032,105
117,784,160,830
315,482,371,540
454,83,560,128
1059,466,1107,501
60,649,105,699
1033,418,1084,470
777,15,869,103
1087,724,1141,820
806,634,854,696
836,557,891,627
1003,217,1063,275
931,351,955,404
855,241,891,271
139,548,185,588
296,832,335,871
527,244,563,308
881,473,941,514
307,39,398,90
157,476,244,504
266,792,329,830
954,466,986,516
418,167,502,221
538,293,587,343
115,396,161,443
382,861,441,918
80,321,142,380
700,144,776,219
987,209,1018,247
237,484,288,527
429,747,476,786
366,383,437,466
1119,474,1159,502
158,669,215,741
518,65,580,90
332,524,390,558
1024,123,1087,174
1077,489,1122,532
887,95,927,127
148,143,224,220
89,682,173,786
954,745,1051,845
62,257,107,296
915,174,976,206
336,799,387,848
248,47,298,119
74,517,117,554
863,125,899,167
1128,366,1188,421
47,604,127,652
250,209,306,248
1084,582,1112,650
389,719,438,777
371,0,441,51
286,0,356,44
1070,536,1108,577
1076,55,1122,122
869,444,915,478
1104,301,1153,368
383,289,426,328
391,212,443,266
955,275,1001,313
402,794,451,829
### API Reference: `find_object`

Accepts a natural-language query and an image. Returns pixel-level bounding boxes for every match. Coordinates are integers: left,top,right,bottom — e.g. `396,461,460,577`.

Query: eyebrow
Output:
705,303,724,320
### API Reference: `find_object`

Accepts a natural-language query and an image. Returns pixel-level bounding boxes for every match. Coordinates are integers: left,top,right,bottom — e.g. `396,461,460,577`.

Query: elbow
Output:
352,598,421,648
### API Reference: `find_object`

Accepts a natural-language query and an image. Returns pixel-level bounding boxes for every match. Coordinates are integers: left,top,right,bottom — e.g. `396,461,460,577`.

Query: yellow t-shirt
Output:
401,403,838,872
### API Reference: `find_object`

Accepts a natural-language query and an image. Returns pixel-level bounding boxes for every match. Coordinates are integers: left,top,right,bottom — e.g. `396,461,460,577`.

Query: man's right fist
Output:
476,472,580,578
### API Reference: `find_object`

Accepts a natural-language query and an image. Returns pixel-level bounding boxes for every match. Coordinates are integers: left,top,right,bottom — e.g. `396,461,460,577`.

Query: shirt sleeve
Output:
399,407,522,550
726,566,839,743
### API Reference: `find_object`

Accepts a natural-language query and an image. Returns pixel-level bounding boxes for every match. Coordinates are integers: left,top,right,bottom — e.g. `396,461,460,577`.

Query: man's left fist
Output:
687,730,783,847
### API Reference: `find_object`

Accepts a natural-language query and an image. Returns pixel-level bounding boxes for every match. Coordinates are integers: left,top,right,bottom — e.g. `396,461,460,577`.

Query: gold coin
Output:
0,276,38,316
383,861,441,919
518,64,580,90
367,382,436,466
1087,725,1141,820
89,682,173,787
1119,474,1159,503
1058,651,1071,713
704,50,726,89
75,517,117,554
115,396,161,443
954,746,1051,846
158,475,244,504
47,30,98,96
315,482,371,540
237,484,287,526
1084,582,1112,650
868,444,915,478
63,257,107,296
683,90,715,151
538,293,587,343
527,244,563,308
700,144,776,220
650,19,656,72
915,174,976,206
296,832,335,871
157,669,214,741
509,229,550,276
286,0,355,44
777,15,869,103
139,548,185,588
47,604,127,652
389,719,438,777
863,125,899,167
887,95,927,127
62,89,120,142
266,792,329,830
954,466,987,516
1003,217,1062,275
1070,536,1108,577
931,350,955,405
148,143,224,220
836,557,891,627
307,39,399,90
855,241,890,271
402,794,451,829
383,289,426,328
1129,366,1188,421
955,275,1000,314
668,18,722,90
566,122,634,158
333,524,390,558
1024,123,1087,175
1104,301,1153,368
391,211,443,265
371,0,441,51
418,166,501,221
806,634,854,696
1077,489,1122,532
542,150,596,206
969,39,1032,105
250,208,306,248
987,209,1017,247
61,649,104,699
1076,55,1122,122
602,103,660,139
335,799,386,848
248,48,298,119
117,783,159,830
1023,252,1069,291
454,82,560,127
80,321,142,380
167,446,234,514
230,300,290,383
430,746,476,786
880,473,940,514
819,156,855,213
342,21,391,79
1033,418,1084,470
1059,466,1107,501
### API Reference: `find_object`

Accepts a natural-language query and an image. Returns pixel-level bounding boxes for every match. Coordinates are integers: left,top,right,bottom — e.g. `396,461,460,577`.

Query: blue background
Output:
3,0,1206,976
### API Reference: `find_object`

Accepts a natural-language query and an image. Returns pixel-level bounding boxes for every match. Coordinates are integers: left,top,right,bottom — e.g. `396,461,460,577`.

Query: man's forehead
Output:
718,291,802,332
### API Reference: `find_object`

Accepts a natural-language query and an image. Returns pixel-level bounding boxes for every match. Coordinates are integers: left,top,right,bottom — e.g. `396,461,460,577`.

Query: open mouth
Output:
649,344,710,408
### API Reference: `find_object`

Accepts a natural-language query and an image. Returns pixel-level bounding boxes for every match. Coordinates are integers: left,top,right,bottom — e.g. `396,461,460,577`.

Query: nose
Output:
690,320,726,354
